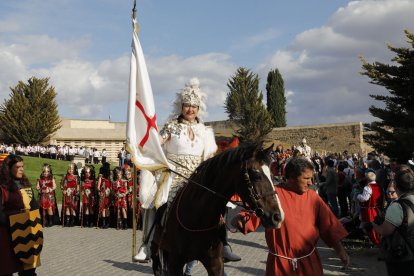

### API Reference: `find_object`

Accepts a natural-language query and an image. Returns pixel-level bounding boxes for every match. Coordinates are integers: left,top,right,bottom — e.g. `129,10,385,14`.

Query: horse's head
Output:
237,143,284,229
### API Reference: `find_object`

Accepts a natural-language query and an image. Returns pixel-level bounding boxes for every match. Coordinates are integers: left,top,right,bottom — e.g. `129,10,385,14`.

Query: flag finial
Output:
132,0,139,33
132,0,136,19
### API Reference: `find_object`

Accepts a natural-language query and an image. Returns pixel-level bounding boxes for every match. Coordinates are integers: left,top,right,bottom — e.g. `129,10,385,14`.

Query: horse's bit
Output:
242,163,276,218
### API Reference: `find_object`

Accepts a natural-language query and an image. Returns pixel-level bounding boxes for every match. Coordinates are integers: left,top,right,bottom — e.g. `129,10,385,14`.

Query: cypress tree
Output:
0,77,61,145
266,68,287,127
225,67,274,144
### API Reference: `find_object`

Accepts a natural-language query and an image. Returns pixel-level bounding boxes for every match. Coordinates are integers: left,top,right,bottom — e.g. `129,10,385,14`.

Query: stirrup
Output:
133,245,150,263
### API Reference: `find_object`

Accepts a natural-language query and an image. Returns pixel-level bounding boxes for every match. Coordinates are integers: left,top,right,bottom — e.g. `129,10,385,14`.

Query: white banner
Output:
126,18,170,171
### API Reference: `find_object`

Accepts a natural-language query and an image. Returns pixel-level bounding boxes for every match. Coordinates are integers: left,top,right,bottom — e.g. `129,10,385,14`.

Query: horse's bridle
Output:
241,162,277,218
172,160,277,232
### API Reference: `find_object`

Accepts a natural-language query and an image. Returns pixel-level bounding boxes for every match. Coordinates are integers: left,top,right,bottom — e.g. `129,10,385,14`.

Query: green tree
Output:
266,68,287,127
0,77,61,145
360,30,414,163
225,67,274,144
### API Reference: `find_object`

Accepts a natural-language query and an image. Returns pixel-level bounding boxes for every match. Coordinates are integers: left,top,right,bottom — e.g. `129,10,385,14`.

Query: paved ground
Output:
36,222,386,276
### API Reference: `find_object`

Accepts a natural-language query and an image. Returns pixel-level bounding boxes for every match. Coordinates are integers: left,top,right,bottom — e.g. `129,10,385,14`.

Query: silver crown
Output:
167,77,207,122
181,78,201,106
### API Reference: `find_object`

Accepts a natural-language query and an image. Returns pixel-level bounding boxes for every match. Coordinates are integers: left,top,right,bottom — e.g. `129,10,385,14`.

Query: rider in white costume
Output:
134,79,241,270
296,137,312,161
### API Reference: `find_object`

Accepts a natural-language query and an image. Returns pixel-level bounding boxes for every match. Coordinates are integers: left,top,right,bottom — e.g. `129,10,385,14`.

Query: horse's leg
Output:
200,256,224,276
199,245,224,276
151,249,162,276
167,255,185,276
151,227,162,276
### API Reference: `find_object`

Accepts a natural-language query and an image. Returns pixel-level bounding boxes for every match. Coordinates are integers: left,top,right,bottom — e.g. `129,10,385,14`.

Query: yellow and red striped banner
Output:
0,153,8,167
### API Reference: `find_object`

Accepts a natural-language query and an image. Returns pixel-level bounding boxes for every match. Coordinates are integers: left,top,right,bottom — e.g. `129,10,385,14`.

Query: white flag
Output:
126,17,170,172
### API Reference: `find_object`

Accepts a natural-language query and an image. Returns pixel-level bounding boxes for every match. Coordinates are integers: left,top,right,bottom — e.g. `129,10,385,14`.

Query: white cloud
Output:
75,104,104,117
258,0,413,126
13,35,90,64
1,0,412,127
147,53,237,122
0,50,28,98
234,28,282,50
0,39,236,122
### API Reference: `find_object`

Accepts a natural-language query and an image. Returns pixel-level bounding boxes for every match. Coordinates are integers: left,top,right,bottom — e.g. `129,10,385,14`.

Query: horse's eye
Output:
248,169,262,181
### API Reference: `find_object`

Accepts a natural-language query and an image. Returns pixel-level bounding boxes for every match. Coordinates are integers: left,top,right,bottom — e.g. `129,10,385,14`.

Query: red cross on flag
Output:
126,17,170,171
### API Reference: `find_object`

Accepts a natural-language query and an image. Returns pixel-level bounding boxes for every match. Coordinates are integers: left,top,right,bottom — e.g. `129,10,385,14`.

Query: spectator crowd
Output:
2,138,414,275
0,143,112,165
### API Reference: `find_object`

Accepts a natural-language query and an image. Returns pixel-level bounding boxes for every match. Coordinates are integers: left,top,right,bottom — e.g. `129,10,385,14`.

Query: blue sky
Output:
0,0,413,126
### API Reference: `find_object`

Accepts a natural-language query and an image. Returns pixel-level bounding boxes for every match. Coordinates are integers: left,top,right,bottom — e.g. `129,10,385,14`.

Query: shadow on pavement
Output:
228,237,267,250
225,264,266,275
104,259,152,273
318,245,378,276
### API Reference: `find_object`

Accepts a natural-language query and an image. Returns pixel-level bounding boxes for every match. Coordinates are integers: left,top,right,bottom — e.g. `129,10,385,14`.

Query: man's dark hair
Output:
284,157,314,179
395,165,414,194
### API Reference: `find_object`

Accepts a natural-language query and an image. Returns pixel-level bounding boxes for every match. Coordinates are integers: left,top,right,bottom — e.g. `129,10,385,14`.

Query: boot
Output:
103,217,109,229
133,208,156,262
65,216,70,227
83,215,88,227
184,260,197,275
70,216,75,227
122,219,128,230
47,215,53,227
133,244,150,263
223,244,241,263
88,215,94,228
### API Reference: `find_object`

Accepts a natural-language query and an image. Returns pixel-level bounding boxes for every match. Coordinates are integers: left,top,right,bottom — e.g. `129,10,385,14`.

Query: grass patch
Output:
23,156,71,202
22,156,107,202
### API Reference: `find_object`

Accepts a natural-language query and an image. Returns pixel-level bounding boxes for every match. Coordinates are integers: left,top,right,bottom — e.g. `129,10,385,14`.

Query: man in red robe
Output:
357,169,384,245
232,157,350,276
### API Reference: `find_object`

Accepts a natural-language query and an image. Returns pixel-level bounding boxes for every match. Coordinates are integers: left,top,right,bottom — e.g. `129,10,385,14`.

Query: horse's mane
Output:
188,144,257,189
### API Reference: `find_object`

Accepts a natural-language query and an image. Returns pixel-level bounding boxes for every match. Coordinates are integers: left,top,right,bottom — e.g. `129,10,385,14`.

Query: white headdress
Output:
168,78,207,122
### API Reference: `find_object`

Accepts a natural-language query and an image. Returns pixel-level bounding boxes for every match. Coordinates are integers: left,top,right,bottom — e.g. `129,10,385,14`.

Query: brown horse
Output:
151,143,285,275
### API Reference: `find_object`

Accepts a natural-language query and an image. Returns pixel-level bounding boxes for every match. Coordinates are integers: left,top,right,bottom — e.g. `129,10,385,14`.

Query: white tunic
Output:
297,144,312,160
165,123,205,156
163,121,216,159
140,119,217,208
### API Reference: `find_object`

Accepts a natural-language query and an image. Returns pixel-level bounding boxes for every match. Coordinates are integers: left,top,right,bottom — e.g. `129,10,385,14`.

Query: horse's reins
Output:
167,158,239,205
174,178,221,232
168,158,246,209
168,158,277,232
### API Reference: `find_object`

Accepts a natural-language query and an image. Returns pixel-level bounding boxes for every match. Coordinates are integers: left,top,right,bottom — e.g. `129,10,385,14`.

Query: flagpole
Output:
131,0,137,262
132,165,138,261
127,0,172,259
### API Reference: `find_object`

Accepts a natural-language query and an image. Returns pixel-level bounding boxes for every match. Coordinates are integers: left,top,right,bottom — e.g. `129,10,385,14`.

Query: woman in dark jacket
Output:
0,155,41,276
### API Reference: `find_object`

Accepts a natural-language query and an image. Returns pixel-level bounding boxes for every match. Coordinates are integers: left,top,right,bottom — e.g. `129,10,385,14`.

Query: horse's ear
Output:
253,142,273,163
263,143,274,156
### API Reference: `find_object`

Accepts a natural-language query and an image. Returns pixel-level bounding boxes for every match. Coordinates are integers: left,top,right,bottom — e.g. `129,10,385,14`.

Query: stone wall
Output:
207,121,366,154
265,122,364,154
